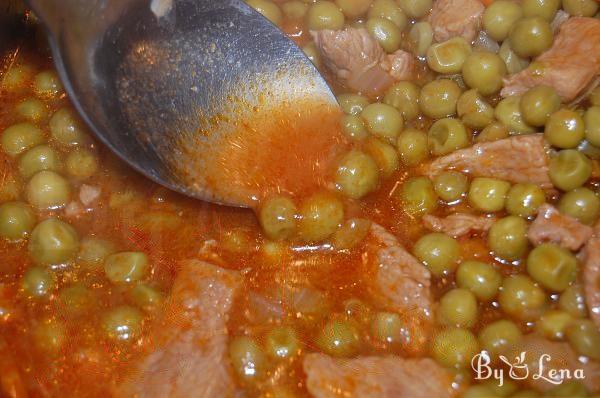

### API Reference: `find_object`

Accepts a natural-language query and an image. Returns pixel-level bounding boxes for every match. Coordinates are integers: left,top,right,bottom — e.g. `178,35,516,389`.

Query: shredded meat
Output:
501,17,600,102
311,28,415,97
508,335,600,392
365,224,432,354
528,204,593,251
428,0,485,43
423,213,494,237
115,260,241,398
303,353,457,398
583,222,600,329
423,134,552,189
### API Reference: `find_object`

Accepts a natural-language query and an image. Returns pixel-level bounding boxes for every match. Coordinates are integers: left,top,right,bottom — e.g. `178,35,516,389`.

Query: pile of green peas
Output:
0,64,166,350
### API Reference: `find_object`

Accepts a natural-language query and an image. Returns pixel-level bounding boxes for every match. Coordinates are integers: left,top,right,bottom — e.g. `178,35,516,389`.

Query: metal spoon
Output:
25,0,337,207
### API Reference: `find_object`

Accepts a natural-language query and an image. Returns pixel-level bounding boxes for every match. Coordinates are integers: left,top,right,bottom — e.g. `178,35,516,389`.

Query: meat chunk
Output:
423,213,495,237
115,260,242,398
583,222,600,328
423,134,552,189
508,335,600,392
528,204,593,251
364,224,432,353
428,0,485,43
501,17,600,102
312,28,415,97
303,353,457,398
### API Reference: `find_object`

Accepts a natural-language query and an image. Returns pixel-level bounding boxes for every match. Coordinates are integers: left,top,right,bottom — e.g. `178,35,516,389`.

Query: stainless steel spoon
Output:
25,0,336,207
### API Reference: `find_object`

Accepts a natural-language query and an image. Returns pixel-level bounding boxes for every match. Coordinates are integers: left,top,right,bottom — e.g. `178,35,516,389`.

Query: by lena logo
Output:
471,351,586,387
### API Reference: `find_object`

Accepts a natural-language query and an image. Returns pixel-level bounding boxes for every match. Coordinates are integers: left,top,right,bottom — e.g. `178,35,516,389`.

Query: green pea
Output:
383,82,420,121
22,266,55,298
265,326,300,358
102,305,143,342
562,0,599,16
437,288,478,328
433,171,468,202
536,310,573,340
427,118,469,156
483,0,524,41
338,94,370,115
247,0,282,24
129,284,163,312
413,232,459,277
282,0,309,19
546,380,590,397
49,108,88,146
478,319,523,357
456,89,494,129
508,17,553,58
0,201,35,241
306,1,345,30
520,85,561,127
29,218,80,266
371,311,404,344
32,320,66,355
332,218,371,250
498,40,530,75
397,128,429,166
456,260,502,301
104,251,149,284
468,177,511,213
33,70,62,97
1,123,45,157
584,106,600,147
397,0,432,18
366,17,402,53
335,150,380,199
432,327,479,368
259,195,297,241
476,122,510,143
526,243,577,291
316,318,361,357
18,145,62,179
364,137,399,178
368,0,407,29
341,115,369,140
494,96,536,135
65,148,99,179
549,149,591,191
2,64,34,90
16,98,47,121
361,103,403,142
26,170,71,210
58,284,95,316
298,192,344,242
488,216,529,261
545,109,585,149
229,336,266,381
498,275,547,320
427,37,472,74
336,0,372,19
557,187,600,225
408,21,433,57
399,176,439,217
78,237,116,267
566,319,600,360
303,42,321,68
462,52,507,96
506,183,546,217
559,284,587,318
344,298,372,325
522,0,560,20
419,79,461,119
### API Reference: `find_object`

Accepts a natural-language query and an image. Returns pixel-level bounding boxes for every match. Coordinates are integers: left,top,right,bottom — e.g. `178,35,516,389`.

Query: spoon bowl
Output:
26,0,337,207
